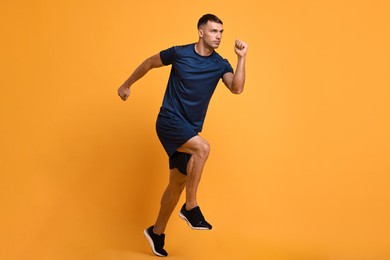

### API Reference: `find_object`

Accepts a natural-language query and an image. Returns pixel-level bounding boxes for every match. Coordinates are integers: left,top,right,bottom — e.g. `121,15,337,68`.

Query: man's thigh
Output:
176,135,209,155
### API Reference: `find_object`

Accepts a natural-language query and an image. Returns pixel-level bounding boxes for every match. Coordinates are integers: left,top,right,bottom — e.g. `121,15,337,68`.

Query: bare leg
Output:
177,135,210,210
153,168,186,235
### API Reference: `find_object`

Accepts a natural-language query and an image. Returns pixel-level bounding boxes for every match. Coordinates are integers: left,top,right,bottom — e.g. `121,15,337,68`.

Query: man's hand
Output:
117,83,131,101
234,39,248,58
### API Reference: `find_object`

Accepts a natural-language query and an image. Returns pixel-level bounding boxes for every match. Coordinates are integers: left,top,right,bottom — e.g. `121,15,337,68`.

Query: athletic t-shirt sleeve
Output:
223,59,234,75
160,46,176,65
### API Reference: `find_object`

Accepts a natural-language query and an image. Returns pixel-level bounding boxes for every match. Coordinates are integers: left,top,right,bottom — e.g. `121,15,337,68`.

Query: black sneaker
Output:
179,203,212,230
143,226,168,257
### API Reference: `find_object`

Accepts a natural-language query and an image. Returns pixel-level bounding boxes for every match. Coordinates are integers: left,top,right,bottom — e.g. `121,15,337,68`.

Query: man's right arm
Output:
117,53,164,101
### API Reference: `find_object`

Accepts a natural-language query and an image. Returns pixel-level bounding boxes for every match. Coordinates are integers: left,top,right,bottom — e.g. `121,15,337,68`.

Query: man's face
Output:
199,21,224,49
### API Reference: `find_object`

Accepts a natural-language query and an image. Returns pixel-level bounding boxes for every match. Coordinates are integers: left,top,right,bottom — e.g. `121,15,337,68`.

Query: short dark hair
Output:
197,14,223,29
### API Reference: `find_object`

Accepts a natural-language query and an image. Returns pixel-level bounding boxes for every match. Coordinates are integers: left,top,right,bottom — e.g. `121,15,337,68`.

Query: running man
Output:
117,14,248,257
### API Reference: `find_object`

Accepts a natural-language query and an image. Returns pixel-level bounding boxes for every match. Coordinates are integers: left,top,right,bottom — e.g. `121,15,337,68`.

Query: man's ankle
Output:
185,202,198,211
153,226,163,235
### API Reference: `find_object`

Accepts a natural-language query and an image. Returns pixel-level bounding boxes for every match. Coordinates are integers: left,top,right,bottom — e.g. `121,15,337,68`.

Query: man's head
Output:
197,14,224,49
197,14,223,29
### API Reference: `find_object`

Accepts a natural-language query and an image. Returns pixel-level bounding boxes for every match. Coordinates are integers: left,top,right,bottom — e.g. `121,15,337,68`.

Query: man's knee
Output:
169,169,186,190
177,136,210,160
196,139,210,161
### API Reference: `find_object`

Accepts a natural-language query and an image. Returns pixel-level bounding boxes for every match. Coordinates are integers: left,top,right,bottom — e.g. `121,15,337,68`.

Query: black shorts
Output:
156,108,197,175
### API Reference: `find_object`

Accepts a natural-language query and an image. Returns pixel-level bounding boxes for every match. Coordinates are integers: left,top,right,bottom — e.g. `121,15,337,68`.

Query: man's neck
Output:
194,42,214,56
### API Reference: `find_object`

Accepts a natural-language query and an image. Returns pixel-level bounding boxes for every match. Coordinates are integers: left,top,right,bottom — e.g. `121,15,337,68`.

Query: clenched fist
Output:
234,39,248,58
118,83,131,101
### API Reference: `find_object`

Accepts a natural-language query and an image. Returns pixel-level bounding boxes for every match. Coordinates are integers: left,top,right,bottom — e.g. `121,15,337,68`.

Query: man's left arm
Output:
223,39,248,94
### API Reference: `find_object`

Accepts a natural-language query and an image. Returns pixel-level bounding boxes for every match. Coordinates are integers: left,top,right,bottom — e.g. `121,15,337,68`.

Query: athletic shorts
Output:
156,108,197,175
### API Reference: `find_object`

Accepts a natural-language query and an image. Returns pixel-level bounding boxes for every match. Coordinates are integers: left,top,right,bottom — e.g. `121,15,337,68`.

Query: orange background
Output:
1,0,390,259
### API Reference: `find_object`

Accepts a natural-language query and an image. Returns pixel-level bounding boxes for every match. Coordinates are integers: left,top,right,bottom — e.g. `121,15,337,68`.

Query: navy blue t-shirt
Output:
159,43,234,132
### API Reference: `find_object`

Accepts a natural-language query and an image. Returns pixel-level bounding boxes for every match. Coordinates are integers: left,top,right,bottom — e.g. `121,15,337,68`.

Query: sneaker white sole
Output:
178,212,211,230
143,229,166,257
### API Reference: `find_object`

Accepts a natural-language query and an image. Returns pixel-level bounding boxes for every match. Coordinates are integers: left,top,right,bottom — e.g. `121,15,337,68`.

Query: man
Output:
118,14,248,257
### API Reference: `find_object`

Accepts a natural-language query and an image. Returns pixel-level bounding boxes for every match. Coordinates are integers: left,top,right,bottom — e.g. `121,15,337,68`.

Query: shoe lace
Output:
192,207,206,222
157,234,165,248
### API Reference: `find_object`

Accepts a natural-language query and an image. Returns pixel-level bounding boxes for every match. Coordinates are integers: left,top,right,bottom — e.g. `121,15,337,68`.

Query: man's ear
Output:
198,28,204,38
